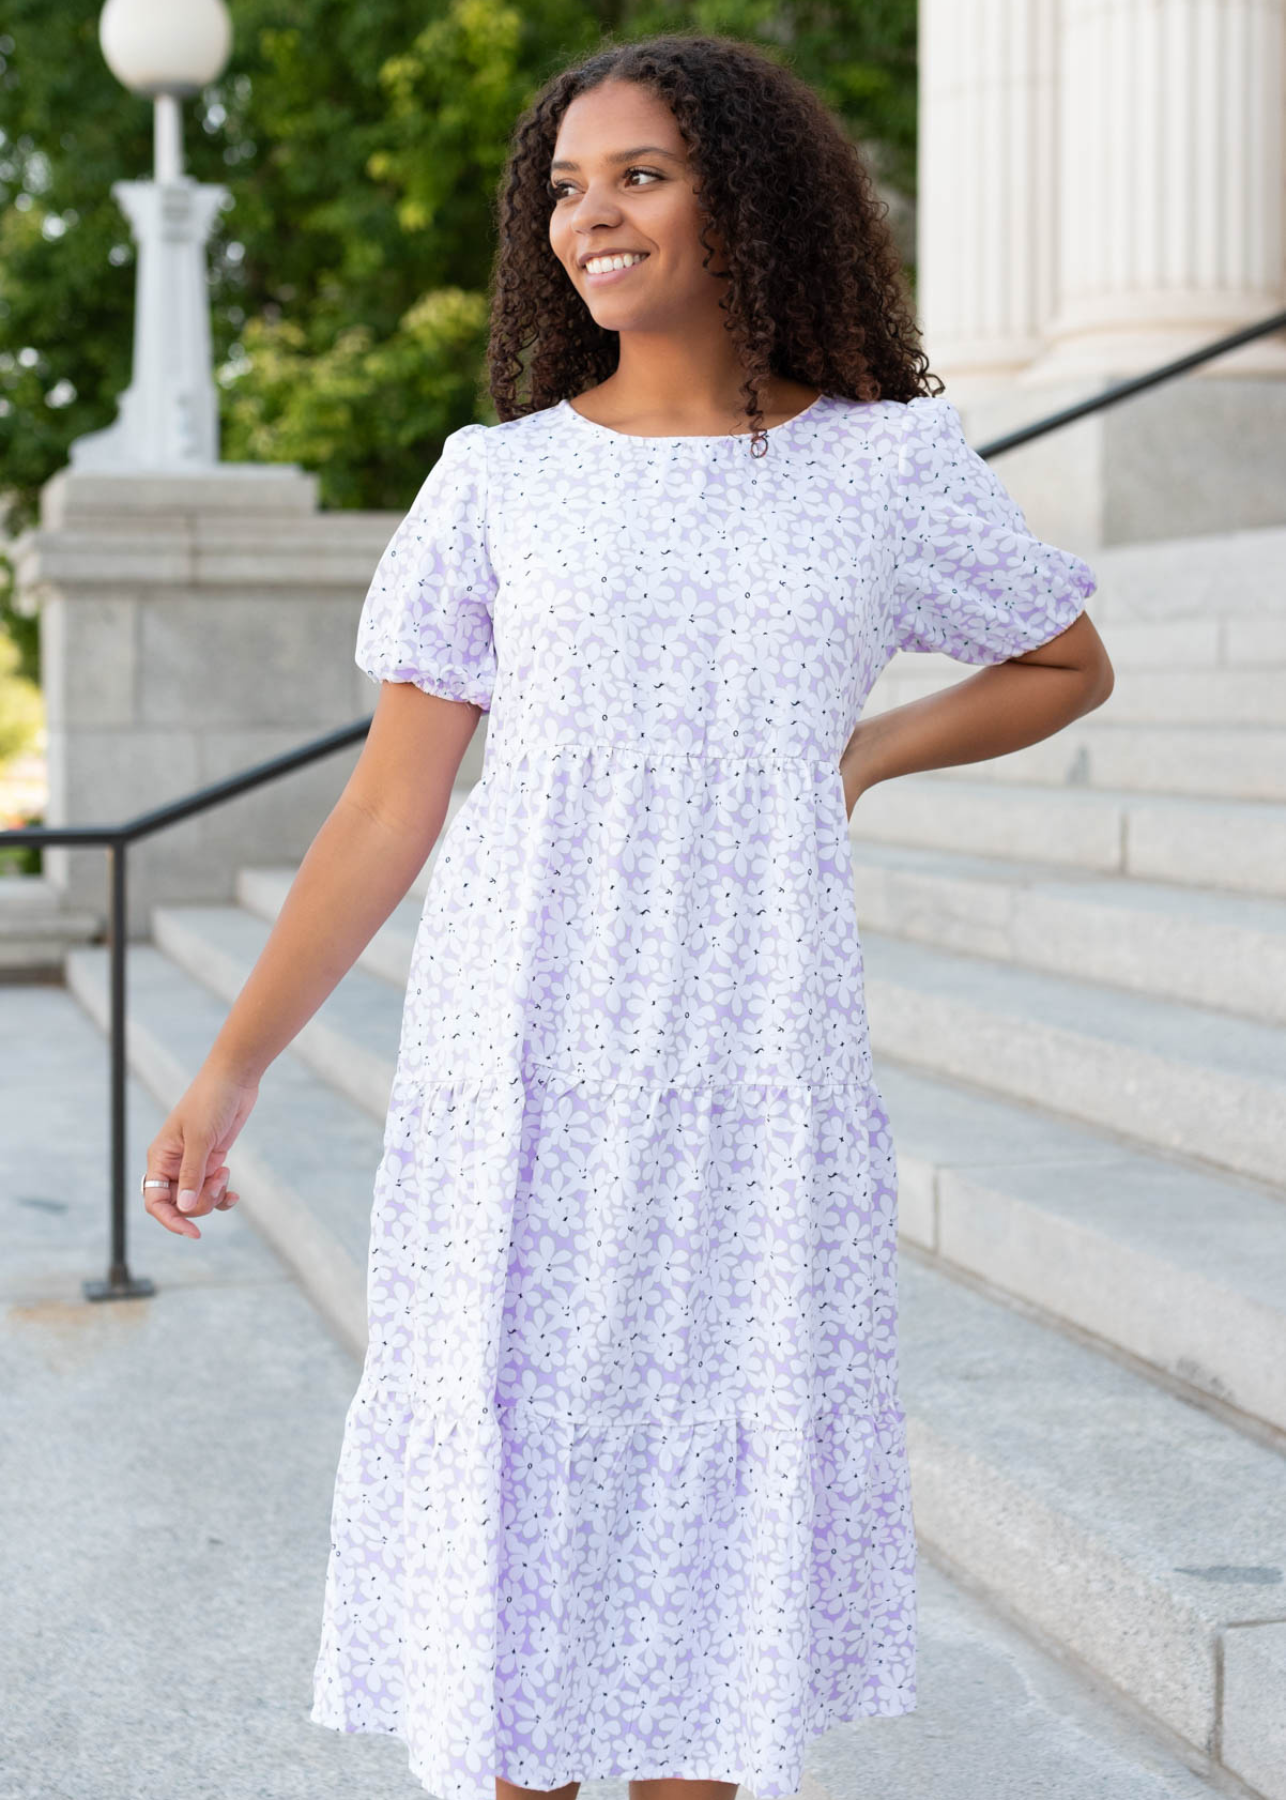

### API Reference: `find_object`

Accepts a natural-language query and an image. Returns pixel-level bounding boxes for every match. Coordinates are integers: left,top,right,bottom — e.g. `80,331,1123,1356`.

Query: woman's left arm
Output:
839,610,1114,818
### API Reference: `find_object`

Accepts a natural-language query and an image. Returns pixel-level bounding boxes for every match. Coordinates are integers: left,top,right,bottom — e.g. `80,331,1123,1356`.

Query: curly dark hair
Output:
486,31,942,450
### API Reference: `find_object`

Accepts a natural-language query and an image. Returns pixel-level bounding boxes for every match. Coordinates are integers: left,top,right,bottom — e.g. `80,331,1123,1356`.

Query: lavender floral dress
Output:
309,392,1096,1798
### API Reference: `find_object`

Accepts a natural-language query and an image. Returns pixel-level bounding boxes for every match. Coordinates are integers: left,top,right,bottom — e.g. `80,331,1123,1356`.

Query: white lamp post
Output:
69,0,234,471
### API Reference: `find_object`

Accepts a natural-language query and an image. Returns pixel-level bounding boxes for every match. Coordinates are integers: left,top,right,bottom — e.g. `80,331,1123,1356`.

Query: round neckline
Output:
558,390,830,444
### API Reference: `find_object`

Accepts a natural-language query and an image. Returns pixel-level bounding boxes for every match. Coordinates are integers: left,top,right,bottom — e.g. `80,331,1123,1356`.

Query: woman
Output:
142,32,1113,1800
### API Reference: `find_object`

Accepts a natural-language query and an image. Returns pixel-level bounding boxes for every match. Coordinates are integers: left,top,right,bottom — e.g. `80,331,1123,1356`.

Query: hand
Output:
142,1062,261,1240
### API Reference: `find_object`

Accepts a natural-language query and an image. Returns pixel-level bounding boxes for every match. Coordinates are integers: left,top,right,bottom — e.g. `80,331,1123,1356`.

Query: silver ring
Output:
140,1175,173,1194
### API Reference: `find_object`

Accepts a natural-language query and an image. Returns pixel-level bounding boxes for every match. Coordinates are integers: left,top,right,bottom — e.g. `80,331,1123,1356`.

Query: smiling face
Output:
548,78,729,333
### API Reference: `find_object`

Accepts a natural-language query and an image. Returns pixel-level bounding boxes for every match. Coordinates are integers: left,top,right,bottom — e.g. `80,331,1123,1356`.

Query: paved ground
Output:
0,981,1228,1800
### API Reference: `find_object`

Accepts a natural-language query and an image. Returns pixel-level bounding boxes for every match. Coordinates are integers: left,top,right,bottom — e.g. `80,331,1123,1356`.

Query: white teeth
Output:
584,252,647,274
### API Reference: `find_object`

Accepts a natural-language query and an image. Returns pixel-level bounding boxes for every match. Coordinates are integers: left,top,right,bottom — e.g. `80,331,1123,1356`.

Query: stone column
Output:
917,0,1061,395
1029,0,1286,384
917,0,1286,548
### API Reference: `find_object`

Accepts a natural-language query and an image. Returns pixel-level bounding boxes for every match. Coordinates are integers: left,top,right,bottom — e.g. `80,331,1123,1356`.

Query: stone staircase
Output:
0,871,101,975
63,517,1286,1799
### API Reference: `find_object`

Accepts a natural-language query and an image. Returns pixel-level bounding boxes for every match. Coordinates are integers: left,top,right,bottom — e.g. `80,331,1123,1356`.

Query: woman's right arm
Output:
143,681,484,1239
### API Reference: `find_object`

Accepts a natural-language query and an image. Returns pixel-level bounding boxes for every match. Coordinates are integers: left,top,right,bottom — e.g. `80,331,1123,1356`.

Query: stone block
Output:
38,463,320,527
1228,616,1286,664
137,597,359,727
965,382,1286,551
40,594,138,729
191,729,365,872
856,777,1126,873
1223,1621,1286,1800
901,1257,1286,1760
863,928,1286,1187
1127,795,1286,898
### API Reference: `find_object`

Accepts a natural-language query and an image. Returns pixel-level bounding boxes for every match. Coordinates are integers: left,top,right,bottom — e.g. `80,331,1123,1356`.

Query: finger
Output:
176,1140,214,1215
201,1162,231,1204
144,1160,230,1230
181,1162,235,1219
145,1173,228,1235
210,1167,238,1208
140,1172,179,1222
145,1187,202,1240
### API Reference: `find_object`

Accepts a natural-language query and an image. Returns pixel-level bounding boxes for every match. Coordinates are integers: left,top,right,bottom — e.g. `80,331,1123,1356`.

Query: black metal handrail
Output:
0,719,372,1300
3,302,1285,1302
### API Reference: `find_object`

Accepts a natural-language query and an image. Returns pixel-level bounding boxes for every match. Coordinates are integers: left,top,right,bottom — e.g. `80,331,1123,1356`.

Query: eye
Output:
546,166,663,201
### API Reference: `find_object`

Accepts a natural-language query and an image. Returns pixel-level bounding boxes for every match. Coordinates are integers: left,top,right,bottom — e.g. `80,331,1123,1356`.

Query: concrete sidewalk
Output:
0,981,1229,1800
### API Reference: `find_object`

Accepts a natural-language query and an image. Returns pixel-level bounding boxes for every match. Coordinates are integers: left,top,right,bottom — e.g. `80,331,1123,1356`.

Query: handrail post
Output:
84,837,154,1301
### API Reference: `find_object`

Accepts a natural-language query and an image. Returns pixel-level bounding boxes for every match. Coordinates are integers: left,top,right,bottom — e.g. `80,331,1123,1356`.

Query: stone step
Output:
872,614,1286,676
876,1056,1286,1441
862,928,1286,1190
849,840,1286,1026
869,661,1286,725
166,891,1286,1197
0,872,102,976
1101,615,1286,670
1104,614,1286,670
231,872,425,972
63,936,1286,1797
1087,521,1286,622
64,941,382,1357
923,720,1286,802
806,1550,1244,1800
149,902,400,1122
1229,615,1286,667
234,862,421,991
231,780,478,970
42,964,1254,1800
148,882,1286,1446
852,775,1286,900
899,1251,1286,1796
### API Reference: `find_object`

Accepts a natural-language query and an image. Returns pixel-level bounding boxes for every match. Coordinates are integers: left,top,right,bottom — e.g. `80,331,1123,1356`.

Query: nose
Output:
568,180,624,236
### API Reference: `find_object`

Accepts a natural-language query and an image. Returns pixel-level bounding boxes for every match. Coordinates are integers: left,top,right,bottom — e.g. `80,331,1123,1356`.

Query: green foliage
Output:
0,628,40,764
0,0,917,540
224,286,492,508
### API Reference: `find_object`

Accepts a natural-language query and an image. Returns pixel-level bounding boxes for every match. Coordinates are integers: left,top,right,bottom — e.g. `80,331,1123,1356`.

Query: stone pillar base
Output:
944,375,1286,557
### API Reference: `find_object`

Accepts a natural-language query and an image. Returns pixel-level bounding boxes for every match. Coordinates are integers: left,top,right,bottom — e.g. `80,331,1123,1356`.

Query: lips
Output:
580,253,650,291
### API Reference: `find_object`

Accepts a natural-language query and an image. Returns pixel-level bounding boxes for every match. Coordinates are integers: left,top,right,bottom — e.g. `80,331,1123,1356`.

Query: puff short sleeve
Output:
354,422,498,709
884,395,1097,665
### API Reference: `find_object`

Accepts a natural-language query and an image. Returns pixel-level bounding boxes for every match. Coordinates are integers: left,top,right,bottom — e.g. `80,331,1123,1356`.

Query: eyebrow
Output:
549,145,684,173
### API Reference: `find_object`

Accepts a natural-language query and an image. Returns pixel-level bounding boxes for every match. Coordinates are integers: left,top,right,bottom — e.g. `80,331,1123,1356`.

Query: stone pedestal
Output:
956,375,1286,558
10,464,486,936
68,177,230,473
